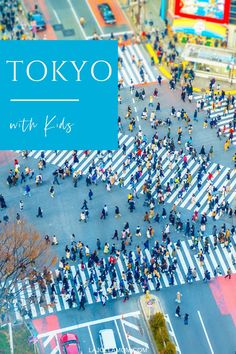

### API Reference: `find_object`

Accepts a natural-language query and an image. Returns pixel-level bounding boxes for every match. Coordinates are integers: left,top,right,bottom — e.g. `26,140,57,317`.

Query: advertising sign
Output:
175,0,231,24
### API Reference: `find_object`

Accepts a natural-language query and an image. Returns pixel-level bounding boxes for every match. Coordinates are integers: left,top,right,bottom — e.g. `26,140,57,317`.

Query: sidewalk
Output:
119,0,236,95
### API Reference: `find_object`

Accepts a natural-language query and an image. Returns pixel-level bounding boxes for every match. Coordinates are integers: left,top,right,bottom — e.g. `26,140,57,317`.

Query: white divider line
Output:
197,311,214,354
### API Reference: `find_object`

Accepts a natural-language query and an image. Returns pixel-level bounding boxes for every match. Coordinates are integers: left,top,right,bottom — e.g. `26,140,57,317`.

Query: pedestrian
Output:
104,242,109,254
175,305,181,318
115,206,121,218
16,213,21,224
224,267,232,279
36,207,43,218
19,200,24,210
79,296,85,310
101,294,107,306
53,170,60,185
49,186,55,198
24,185,31,196
96,238,101,251
112,230,119,240
175,291,182,303
100,208,106,220
123,289,129,302
52,235,59,245
184,313,189,325
88,189,93,200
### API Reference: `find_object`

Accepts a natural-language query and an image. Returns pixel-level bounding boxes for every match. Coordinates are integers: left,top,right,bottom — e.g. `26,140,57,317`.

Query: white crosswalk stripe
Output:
11,236,236,320
118,44,157,87
194,94,236,144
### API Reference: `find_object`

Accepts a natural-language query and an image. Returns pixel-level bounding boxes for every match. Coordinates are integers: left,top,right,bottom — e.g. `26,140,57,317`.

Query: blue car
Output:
98,3,116,25
28,11,46,31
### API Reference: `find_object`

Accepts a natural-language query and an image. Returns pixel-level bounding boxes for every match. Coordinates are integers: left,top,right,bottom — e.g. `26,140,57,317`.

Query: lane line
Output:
88,326,97,354
52,9,61,23
38,311,141,338
197,310,214,354
85,0,104,35
67,0,87,39
127,334,149,348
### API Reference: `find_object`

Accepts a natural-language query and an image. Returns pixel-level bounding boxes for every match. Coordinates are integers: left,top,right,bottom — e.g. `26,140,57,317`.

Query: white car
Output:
99,329,118,353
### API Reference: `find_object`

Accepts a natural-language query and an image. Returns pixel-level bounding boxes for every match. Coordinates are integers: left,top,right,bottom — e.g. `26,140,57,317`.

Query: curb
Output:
139,294,160,354
145,43,236,95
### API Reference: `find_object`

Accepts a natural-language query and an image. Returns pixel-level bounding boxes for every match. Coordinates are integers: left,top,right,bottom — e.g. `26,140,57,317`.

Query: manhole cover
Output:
63,29,75,37
52,24,63,31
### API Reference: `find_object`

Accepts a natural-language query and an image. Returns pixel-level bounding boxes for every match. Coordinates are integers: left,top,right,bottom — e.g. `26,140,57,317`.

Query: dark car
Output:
60,333,82,354
98,3,116,25
28,11,46,31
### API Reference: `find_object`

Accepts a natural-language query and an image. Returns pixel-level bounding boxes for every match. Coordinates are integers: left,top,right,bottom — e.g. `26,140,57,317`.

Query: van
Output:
99,329,118,353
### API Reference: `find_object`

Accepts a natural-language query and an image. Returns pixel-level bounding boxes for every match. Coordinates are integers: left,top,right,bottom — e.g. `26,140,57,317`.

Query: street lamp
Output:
1,323,14,354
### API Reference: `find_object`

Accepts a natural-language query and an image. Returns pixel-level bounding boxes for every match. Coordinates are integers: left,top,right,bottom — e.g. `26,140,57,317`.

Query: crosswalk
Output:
118,44,157,87
11,234,236,320
194,94,236,145
17,132,236,219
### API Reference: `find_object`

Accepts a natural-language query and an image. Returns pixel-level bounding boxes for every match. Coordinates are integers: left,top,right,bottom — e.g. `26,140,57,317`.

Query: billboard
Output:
175,0,231,24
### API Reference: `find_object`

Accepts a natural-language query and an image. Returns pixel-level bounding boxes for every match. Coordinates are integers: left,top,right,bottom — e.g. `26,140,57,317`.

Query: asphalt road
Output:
158,280,236,354
33,298,153,354
23,0,132,40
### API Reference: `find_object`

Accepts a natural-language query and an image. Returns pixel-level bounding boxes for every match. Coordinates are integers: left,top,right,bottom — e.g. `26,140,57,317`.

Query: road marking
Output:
52,9,61,24
120,318,133,353
87,30,134,39
197,311,214,354
85,0,104,35
115,319,127,353
127,335,149,348
51,347,60,354
66,0,87,39
43,334,55,348
122,319,140,331
88,326,97,354
38,311,140,338
165,314,181,353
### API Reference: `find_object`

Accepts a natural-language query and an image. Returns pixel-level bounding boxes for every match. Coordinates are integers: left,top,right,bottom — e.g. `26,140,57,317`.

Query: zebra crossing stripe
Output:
58,151,73,167
187,164,217,210
194,94,236,144
133,44,156,82
46,151,57,163
200,167,228,214
25,281,37,318
118,44,157,86
119,48,139,84
167,158,196,204
167,244,185,284
52,150,68,165
34,282,46,315
181,241,200,281
78,265,93,304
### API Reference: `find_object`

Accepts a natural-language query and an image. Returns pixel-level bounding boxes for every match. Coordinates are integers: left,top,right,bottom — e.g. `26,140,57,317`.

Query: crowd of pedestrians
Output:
0,0,29,40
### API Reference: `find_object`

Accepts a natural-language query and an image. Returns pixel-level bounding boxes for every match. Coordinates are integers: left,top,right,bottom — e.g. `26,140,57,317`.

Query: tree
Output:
0,220,57,317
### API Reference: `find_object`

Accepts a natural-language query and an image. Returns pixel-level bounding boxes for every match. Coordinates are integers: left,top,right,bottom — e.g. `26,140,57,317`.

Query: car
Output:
27,11,46,31
99,329,118,353
98,3,116,25
60,333,82,354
